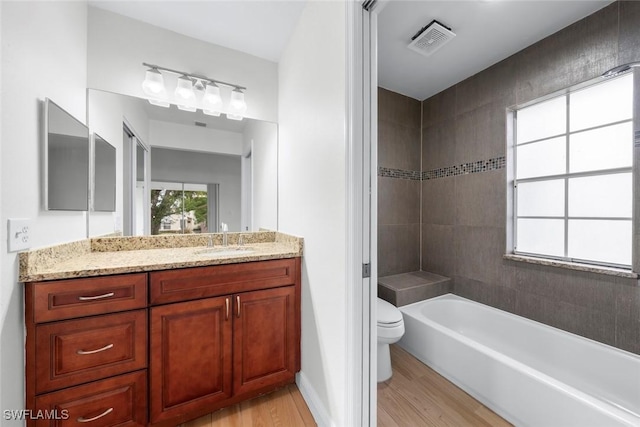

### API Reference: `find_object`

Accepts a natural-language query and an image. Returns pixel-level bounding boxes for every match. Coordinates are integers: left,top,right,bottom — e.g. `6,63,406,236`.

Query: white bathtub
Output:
398,294,640,427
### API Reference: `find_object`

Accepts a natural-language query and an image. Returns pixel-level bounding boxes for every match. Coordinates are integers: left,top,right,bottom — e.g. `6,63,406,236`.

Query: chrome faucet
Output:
221,223,228,246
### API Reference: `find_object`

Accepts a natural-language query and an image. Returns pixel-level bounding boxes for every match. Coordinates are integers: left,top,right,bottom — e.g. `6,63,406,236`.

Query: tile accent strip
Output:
378,156,506,181
378,167,422,181
423,156,505,180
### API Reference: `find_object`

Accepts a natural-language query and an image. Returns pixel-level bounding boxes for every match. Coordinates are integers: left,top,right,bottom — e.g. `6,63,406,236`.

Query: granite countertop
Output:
20,231,303,282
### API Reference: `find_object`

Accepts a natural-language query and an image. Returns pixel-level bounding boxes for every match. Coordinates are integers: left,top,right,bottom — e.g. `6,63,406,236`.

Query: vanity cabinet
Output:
25,273,149,427
25,257,301,427
148,259,300,426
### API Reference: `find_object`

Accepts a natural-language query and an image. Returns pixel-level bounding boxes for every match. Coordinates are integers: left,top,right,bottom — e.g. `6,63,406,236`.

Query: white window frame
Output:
508,73,637,271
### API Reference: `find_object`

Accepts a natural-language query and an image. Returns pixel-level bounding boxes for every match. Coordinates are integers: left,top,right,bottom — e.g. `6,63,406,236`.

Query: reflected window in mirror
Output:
151,182,219,235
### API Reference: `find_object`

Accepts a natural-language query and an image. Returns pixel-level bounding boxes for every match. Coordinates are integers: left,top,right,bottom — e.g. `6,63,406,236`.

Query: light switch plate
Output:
8,219,32,252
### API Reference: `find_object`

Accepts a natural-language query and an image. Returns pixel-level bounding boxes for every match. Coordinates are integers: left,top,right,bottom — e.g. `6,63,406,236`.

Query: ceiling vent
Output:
194,121,207,127
408,20,456,57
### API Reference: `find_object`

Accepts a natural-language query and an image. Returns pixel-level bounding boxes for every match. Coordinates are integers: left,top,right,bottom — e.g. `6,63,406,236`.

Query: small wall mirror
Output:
92,133,116,212
44,98,89,211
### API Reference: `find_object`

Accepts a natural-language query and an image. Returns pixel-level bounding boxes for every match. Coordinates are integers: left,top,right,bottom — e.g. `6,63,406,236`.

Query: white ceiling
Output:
378,0,614,100
89,0,614,101
88,0,307,63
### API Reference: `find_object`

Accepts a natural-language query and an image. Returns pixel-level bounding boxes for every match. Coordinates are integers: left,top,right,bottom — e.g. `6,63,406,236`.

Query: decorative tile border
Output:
378,167,422,181
378,156,506,181
423,156,505,180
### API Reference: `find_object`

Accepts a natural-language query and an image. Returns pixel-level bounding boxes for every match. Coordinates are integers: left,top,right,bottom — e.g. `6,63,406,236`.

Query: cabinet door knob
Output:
225,297,230,320
77,407,113,423
236,296,241,318
77,292,115,301
76,343,114,355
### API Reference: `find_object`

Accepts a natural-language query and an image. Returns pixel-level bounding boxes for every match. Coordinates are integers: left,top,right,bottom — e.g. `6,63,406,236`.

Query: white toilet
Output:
377,297,405,382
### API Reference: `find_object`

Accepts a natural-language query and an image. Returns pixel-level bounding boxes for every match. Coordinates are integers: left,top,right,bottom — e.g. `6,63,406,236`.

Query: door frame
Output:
345,1,384,425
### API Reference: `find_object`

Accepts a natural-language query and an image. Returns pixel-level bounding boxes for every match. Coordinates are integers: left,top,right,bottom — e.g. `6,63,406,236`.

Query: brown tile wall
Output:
419,1,640,355
378,88,421,276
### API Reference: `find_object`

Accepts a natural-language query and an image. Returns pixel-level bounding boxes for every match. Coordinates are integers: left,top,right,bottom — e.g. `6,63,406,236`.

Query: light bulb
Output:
203,83,223,116
228,88,247,118
142,68,165,95
175,75,195,101
175,75,196,111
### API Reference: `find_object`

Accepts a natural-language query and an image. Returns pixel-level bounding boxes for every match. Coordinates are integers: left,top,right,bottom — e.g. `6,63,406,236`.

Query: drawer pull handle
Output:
77,343,114,355
78,292,115,301
225,297,230,320
77,407,113,423
236,296,241,318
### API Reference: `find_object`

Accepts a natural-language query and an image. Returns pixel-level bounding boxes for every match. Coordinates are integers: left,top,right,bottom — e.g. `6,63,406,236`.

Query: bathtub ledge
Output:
503,254,638,279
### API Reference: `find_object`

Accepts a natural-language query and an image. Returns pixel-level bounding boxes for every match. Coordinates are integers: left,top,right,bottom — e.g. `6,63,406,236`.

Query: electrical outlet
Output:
8,219,32,252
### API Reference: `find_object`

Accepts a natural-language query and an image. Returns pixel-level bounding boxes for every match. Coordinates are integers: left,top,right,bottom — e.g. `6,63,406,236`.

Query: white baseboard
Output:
296,371,334,427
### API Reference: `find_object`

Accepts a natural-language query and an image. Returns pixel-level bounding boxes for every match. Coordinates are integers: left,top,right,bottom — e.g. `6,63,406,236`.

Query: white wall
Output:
0,1,88,421
243,120,278,231
149,119,242,155
87,89,150,237
278,2,348,425
87,7,278,123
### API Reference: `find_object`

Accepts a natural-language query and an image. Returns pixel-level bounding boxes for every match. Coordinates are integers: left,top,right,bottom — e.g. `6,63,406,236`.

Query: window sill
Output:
503,254,638,279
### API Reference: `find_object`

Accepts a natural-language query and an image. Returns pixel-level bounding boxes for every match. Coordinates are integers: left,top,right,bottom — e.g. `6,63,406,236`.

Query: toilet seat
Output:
377,298,403,325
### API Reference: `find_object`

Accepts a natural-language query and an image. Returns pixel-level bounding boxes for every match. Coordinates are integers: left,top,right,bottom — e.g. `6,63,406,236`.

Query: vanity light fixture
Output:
141,62,247,119
227,88,248,121
142,68,170,107
175,75,197,112
202,83,223,117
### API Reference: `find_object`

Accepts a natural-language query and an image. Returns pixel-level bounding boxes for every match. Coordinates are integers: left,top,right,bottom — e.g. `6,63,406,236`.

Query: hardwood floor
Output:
179,384,317,427
378,344,513,427
179,345,511,427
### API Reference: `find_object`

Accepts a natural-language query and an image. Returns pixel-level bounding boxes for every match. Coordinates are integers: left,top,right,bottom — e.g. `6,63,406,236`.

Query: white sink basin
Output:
196,247,254,257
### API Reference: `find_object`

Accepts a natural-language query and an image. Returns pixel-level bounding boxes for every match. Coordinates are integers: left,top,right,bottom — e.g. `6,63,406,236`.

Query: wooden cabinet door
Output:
150,297,233,424
233,286,297,396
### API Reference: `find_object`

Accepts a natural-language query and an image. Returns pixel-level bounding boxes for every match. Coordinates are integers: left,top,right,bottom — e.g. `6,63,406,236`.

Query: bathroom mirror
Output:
44,98,90,211
92,133,116,212
87,89,278,235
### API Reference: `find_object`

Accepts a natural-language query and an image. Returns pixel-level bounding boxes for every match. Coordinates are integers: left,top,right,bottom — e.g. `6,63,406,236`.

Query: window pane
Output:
516,136,566,179
517,180,565,217
569,122,632,173
568,220,631,266
517,96,566,144
568,173,632,218
517,219,564,257
569,73,633,132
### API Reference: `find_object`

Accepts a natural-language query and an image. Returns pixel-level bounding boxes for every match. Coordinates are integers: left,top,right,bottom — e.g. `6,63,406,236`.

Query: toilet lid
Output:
377,298,403,325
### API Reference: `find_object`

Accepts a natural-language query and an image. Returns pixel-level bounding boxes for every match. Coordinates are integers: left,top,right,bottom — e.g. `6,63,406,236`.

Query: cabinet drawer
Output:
34,370,147,427
31,274,147,323
150,258,298,305
36,310,147,394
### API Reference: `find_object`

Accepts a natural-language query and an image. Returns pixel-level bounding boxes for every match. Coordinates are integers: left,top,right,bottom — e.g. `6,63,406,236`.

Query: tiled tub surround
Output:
378,2,640,354
419,0,640,355
19,231,303,282
378,88,421,277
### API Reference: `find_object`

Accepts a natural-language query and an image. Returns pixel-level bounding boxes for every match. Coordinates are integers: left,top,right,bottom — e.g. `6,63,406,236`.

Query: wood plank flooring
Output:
378,344,513,427
179,384,317,427
179,345,511,427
